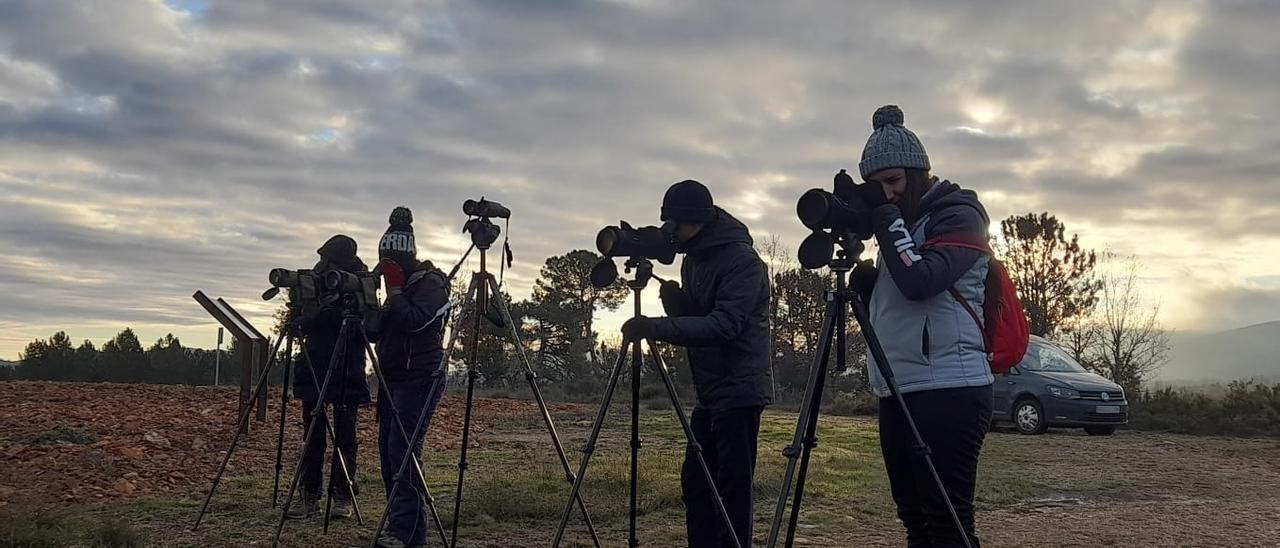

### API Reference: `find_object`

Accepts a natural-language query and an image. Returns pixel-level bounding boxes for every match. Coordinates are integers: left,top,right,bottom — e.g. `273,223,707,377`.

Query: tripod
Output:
378,243,600,547
765,247,973,548
552,257,742,548
192,325,366,535
269,313,455,547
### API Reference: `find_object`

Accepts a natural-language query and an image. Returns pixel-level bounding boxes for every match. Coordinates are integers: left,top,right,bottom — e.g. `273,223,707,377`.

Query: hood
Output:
313,256,368,274
679,207,754,255
1034,370,1122,391
918,178,989,225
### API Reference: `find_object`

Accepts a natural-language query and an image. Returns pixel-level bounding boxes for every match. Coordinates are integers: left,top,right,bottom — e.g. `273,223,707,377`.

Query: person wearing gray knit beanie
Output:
848,104,997,548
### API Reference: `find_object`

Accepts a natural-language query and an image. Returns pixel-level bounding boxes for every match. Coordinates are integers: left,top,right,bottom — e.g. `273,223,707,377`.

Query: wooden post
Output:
194,291,270,433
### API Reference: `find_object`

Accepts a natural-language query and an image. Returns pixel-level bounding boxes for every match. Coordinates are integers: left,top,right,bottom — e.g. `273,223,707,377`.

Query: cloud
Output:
1,0,1278,357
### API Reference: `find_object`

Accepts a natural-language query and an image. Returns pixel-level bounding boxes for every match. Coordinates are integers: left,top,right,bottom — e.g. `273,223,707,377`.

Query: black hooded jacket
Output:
375,261,450,377
651,208,773,410
295,258,372,405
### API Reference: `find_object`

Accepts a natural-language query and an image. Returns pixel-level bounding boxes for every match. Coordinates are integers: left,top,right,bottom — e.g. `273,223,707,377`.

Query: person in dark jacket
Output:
287,234,372,520
623,180,772,548
848,105,995,548
373,207,450,548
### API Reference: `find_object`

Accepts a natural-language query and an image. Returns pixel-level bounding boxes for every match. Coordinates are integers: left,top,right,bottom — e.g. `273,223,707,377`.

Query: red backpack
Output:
925,235,1030,374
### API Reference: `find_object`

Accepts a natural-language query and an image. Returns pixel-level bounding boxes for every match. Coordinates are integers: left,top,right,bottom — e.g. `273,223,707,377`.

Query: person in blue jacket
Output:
848,105,995,548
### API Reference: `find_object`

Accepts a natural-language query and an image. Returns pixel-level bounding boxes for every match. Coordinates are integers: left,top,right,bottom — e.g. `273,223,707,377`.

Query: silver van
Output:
994,335,1128,435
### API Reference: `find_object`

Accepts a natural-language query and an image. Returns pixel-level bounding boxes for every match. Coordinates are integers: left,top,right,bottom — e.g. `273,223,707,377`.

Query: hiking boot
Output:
329,496,354,519
374,532,406,548
285,491,319,519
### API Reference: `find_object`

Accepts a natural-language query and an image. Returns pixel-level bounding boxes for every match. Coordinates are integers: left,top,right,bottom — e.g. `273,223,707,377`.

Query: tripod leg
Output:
482,275,602,547
551,339,632,548
273,336,293,508
273,321,359,547
783,300,843,548
766,298,839,548
628,326,642,547
451,273,486,547
297,344,365,529
193,333,285,531
646,342,743,548
359,330,450,548
321,330,353,535
849,298,975,548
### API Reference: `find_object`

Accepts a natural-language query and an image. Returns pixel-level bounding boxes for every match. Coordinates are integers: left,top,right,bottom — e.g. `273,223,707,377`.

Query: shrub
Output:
1130,380,1280,438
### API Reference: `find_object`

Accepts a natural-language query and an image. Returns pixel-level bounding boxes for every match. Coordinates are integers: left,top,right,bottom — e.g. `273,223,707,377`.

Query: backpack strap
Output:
926,233,993,332
948,287,983,330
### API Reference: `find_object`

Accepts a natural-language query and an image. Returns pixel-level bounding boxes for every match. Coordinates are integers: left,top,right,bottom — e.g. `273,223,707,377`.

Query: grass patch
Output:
0,504,142,547
32,425,96,445
15,409,1071,547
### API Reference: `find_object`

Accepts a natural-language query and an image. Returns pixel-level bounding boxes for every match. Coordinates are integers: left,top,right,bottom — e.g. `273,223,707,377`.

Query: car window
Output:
1021,342,1088,373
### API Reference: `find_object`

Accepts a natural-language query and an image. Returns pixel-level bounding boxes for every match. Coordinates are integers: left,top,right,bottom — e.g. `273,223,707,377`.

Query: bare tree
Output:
1093,254,1170,397
1057,313,1103,368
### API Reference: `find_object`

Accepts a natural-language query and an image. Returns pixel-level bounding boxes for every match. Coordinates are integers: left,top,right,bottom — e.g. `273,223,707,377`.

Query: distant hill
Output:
1160,321,1280,383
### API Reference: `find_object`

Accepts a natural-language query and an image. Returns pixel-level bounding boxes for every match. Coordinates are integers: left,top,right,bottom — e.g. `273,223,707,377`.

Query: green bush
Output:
1130,380,1280,438
823,389,879,416
33,426,96,445
0,506,142,548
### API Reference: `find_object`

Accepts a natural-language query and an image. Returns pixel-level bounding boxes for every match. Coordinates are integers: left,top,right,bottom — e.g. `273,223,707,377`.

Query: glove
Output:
850,259,877,303
622,316,657,341
379,259,406,296
659,281,695,317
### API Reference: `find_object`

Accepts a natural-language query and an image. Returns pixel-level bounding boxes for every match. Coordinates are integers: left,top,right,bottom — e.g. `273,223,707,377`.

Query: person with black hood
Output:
286,234,372,520
622,180,772,548
846,105,995,547
372,206,450,548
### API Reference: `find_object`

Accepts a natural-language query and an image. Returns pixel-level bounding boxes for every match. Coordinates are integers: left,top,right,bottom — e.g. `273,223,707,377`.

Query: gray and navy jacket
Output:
651,208,774,411
375,262,450,375
865,178,995,397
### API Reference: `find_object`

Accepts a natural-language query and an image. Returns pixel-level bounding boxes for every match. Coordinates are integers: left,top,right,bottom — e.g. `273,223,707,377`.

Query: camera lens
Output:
323,270,343,291
596,227,619,256
796,189,836,230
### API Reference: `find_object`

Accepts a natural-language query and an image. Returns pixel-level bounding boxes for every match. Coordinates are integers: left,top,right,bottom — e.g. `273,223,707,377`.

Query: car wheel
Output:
1084,425,1116,436
1012,398,1048,435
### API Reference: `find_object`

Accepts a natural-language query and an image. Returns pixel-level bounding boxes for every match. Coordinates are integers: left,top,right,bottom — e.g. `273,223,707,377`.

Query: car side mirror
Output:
1006,366,1021,376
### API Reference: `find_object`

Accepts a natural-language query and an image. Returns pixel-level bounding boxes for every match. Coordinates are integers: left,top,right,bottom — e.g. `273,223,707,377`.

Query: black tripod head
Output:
623,256,657,290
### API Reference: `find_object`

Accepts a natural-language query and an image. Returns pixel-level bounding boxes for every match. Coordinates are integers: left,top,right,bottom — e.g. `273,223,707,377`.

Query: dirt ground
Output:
3,381,1279,547
0,381,581,506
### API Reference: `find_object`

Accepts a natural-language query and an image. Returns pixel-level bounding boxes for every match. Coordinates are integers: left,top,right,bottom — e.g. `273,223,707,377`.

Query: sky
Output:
1,0,1279,360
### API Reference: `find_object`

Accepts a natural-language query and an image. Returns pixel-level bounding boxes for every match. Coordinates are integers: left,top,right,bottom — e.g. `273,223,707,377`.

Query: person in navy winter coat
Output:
849,105,995,548
623,180,772,548
286,234,371,520
372,207,450,548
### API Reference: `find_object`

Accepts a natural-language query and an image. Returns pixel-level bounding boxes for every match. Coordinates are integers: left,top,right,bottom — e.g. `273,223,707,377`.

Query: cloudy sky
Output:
2,0,1278,360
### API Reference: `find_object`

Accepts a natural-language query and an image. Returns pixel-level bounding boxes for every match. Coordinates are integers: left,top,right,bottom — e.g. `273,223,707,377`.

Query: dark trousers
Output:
299,400,360,500
377,368,445,546
879,385,993,548
682,406,763,548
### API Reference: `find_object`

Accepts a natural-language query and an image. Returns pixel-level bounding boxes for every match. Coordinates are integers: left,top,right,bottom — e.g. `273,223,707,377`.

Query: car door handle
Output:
1006,381,1015,385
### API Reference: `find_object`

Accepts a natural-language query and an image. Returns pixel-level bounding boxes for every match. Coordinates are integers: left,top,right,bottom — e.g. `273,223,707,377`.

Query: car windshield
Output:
1021,342,1088,373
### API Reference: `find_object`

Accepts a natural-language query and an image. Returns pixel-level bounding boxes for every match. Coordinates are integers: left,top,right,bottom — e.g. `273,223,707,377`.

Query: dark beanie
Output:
379,206,417,270
317,234,360,270
661,180,716,223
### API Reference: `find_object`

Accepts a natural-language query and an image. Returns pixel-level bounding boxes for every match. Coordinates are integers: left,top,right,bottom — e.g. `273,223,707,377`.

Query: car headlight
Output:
1047,385,1079,399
